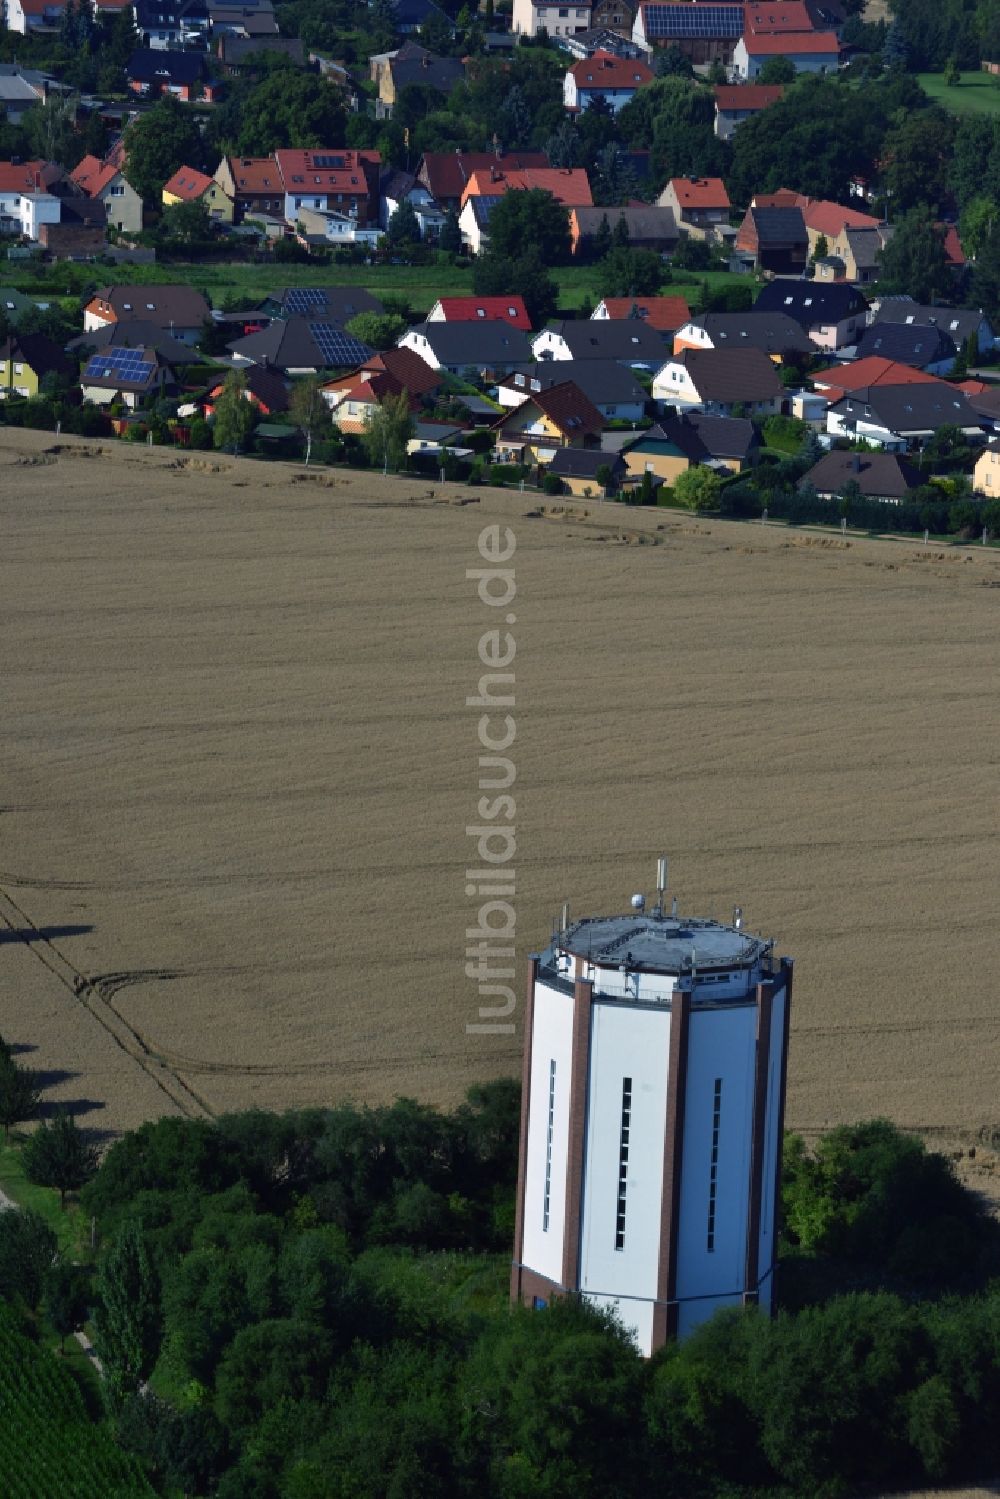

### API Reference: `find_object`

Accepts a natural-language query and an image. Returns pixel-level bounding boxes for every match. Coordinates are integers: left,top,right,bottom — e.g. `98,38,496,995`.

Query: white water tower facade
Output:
511,868,792,1354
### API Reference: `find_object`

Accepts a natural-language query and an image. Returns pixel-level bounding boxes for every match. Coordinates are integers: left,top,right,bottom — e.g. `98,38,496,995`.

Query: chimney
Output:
851,453,861,472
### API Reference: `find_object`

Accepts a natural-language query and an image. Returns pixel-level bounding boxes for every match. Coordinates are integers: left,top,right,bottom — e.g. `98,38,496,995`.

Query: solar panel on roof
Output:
83,347,155,382
642,3,742,35
308,323,368,366
311,154,345,169
284,287,328,312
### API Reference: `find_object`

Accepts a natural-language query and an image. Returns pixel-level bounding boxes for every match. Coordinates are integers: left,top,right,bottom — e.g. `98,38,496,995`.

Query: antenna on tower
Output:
671,894,678,918
561,902,569,932
654,856,668,917
733,905,743,930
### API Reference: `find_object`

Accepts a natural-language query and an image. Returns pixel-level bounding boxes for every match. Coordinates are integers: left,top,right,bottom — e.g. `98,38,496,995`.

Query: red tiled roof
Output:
669,176,730,210
366,346,441,395
939,222,965,266
461,167,592,207
274,148,380,193
753,190,881,238
163,166,214,201
70,154,121,197
714,84,784,110
597,296,691,332
225,155,279,193
570,50,653,88
419,151,550,202
743,30,839,52
811,358,944,397
0,158,52,193
744,2,814,31
434,296,532,331
498,379,603,438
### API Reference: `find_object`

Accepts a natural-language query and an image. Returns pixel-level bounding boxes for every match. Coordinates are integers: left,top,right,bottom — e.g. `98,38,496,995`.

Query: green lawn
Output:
916,71,1000,115
0,1139,89,1257
6,256,757,317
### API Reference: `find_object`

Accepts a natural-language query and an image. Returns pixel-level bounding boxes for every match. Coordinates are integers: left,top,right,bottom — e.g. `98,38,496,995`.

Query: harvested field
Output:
2,428,1000,1144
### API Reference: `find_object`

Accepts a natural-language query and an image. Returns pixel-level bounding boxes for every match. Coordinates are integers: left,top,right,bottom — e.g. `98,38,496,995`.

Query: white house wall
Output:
755,985,787,1314
521,979,576,1288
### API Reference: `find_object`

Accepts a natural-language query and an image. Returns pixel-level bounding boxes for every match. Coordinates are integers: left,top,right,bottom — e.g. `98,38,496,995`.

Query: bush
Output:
542,472,563,495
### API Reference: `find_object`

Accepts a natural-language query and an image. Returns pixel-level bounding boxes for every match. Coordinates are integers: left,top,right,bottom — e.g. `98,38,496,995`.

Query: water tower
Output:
511,861,792,1354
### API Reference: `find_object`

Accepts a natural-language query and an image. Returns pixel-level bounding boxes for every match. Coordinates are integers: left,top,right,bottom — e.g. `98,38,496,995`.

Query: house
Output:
274,149,381,227
0,287,39,326
657,177,730,240
752,189,882,256
854,322,957,376
295,208,382,249
162,166,234,222
4,0,66,32
457,194,503,255
672,311,813,362
203,364,289,417
0,65,50,123
80,344,175,407
370,43,465,117
126,48,218,102
548,446,627,495
0,333,74,399
868,299,996,358
621,411,756,482
569,204,677,255
322,346,440,427
825,384,984,451
218,35,305,71
133,0,210,49
38,194,108,257
207,0,277,35
968,387,1000,431
800,450,923,503
732,31,840,79
227,316,373,373
652,346,783,416
973,441,1000,496
713,84,783,141
0,160,62,236
532,318,667,368
561,26,648,59
427,296,532,331
513,0,592,37
3,188,62,242
492,380,603,463
379,169,445,239
69,154,144,234
563,50,653,113
258,286,384,325
416,151,550,212
811,357,943,404
213,155,289,223
753,280,868,350
83,284,211,343
826,224,892,284
69,319,196,366
632,3,743,63
743,1,817,32
459,166,593,209
496,358,647,421
399,321,533,378
734,205,808,274
592,295,690,333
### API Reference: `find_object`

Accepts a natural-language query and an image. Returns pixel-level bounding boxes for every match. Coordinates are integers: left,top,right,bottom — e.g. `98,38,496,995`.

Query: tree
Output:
943,54,961,87
213,370,256,455
473,246,558,326
674,465,723,512
591,211,613,263
362,389,414,473
43,1261,91,1353
876,210,953,303
759,55,797,84
387,199,421,247
225,72,347,156
159,197,211,245
0,1058,40,1142
971,221,1000,318
599,246,664,297
881,109,955,213
959,196,999,259
484,188,571,265
655,45,694,78
439,206,462,256
344,311,407,350
672,234,714,270
23,1111,100,1208
0,1209,56,1309
122,95,204,205
95,1221,161,1403
288,376,332,466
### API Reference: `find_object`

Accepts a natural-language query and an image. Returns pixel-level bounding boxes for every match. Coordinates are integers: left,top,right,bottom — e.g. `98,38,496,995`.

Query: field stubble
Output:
2,429,1000,1145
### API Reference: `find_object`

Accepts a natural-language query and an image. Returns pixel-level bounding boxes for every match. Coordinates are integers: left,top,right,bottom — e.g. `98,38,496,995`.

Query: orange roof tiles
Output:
597,296,691,332
811,358,944,397
743,30,839,52
570,50,654,88
163,166,215,201
70,154,123,197
744,2,814,30
461,167,592,207
714,84,784,110
669,176,730,211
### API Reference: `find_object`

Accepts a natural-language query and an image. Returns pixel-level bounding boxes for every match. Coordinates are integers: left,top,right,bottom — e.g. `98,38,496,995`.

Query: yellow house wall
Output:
0,357,40,398
973,448,1000,495
623,449,689,482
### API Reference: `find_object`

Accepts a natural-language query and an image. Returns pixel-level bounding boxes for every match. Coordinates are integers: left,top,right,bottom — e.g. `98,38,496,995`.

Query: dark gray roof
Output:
677,346,784,402
691,311,813,356
219,35,304,63
260,286,384,323
754,279,868,326
548,448,626,479
408,321,532,364
127,47,207,84
390,44,464,93
830,383,983,434
625,411,756,463
749,206,807,244
855,321,956,369
801,450,923,498
94,283,211,329
871,300,992,345
69,319,196,365
498,358,646,405
539,320,668,362
572,206,678,244
228,315,373,369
